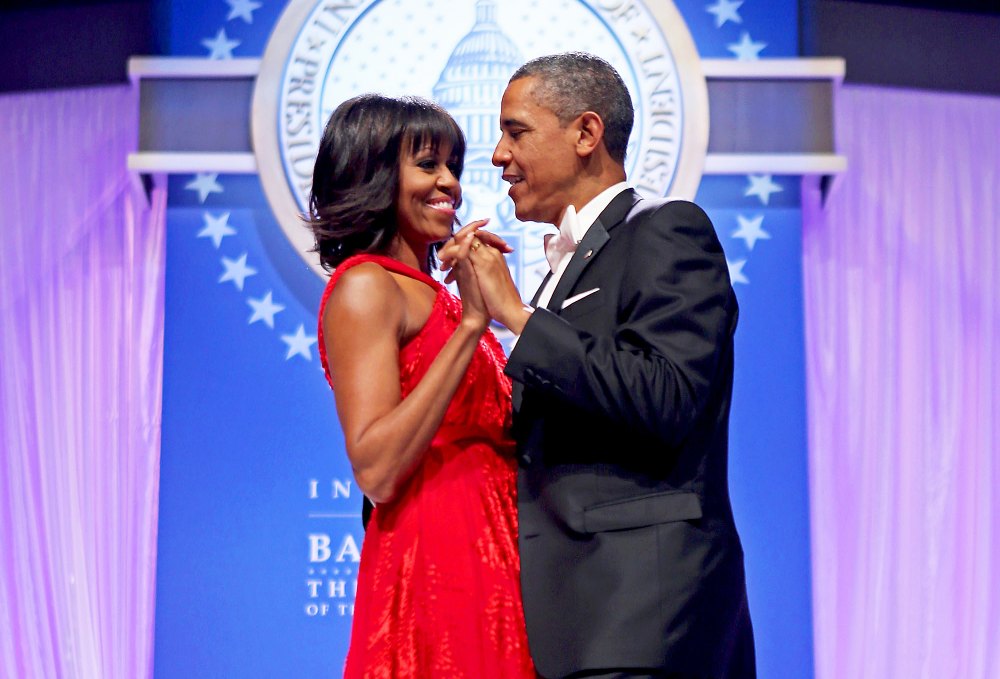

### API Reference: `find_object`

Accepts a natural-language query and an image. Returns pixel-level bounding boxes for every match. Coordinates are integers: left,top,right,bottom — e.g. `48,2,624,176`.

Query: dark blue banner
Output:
154,2,812,677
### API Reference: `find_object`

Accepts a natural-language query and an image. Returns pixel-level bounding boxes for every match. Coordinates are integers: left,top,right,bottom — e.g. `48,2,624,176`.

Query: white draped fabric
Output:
0,85,166,679
804,84,1000,679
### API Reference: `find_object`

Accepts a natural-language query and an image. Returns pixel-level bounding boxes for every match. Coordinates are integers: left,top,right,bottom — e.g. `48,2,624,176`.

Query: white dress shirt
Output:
535,182,629,310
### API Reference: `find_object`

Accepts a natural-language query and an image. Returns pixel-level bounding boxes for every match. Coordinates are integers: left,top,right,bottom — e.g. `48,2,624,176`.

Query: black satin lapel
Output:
543,189,639,312
513,271,552,413
545,221,610,312
530,270,553,307
598,188,641,230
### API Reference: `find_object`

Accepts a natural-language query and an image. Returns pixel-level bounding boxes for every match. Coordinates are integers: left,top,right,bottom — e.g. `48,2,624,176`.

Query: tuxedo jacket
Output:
505,189,755,679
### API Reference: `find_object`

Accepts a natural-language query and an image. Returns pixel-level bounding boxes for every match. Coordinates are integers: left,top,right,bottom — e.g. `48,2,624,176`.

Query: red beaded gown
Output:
317,254,536,679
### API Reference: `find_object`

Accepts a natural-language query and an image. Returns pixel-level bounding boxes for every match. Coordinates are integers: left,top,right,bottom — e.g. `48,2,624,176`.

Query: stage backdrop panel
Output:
153,1,813,677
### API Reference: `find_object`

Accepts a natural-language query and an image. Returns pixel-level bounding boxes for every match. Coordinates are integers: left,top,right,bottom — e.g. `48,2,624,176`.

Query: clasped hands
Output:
438,220,532,336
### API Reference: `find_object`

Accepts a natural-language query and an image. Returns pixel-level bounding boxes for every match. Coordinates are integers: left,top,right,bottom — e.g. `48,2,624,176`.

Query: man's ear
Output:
574,111,605,158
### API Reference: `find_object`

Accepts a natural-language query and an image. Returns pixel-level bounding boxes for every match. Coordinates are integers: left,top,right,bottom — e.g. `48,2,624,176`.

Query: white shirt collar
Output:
565,182,629,243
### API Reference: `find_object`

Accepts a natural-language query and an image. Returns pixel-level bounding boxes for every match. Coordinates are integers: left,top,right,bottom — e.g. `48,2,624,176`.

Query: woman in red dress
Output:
310,94,535,678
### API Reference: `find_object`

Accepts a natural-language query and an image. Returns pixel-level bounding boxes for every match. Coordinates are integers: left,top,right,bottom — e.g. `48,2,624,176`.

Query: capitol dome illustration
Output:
431,0,550,346
433,0,523,193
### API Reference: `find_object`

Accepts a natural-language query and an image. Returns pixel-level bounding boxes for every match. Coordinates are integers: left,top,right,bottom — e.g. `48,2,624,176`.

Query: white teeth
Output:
504,177,523,186
427,199,454,211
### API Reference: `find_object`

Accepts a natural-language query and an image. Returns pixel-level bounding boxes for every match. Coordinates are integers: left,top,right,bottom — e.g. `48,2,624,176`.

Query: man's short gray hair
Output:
510,52,634,165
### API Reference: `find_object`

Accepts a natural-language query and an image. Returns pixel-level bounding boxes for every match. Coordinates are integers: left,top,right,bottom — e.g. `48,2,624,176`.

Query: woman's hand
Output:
438,218,512,281
467,235,532,335
451,232,490,332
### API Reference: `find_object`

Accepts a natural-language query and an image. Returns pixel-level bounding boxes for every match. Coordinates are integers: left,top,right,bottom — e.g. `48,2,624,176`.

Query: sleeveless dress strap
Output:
331,254,440,289
317,254,442,388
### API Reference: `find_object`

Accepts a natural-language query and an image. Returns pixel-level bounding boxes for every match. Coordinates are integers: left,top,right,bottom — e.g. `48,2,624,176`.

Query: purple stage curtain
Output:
0,85,166,679
804,84,1000,679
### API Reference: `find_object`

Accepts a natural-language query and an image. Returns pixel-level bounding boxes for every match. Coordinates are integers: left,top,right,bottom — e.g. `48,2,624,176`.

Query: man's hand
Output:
438,219,511,275
450,232,490,332
466,236,533,335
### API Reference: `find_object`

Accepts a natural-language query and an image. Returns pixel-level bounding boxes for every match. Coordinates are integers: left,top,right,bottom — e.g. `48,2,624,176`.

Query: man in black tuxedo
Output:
465,53,756,679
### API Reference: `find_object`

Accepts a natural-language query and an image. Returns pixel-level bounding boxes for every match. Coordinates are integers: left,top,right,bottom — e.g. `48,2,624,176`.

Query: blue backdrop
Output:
154,1,812,677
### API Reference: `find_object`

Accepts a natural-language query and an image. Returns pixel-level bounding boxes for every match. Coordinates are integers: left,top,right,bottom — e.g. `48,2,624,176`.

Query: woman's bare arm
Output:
323,243,485,503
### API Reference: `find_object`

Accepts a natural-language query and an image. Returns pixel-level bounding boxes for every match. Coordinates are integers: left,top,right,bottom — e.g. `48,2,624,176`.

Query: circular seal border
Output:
634,0,709,202
252,0,326,280
252,0,709,281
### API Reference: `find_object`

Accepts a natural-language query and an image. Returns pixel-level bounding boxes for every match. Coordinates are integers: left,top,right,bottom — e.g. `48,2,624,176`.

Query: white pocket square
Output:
561,287,600,310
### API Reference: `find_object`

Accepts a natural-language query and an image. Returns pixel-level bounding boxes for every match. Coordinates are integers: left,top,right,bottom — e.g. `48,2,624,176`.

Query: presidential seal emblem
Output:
252,0,709,313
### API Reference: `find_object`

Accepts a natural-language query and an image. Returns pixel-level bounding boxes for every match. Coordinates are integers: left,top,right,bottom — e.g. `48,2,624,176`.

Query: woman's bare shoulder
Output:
324,262,405,326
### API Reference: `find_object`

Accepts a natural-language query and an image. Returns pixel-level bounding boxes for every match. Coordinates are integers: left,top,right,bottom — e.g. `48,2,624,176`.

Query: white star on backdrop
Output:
706,0,743,28
226,0,262,23
281,324,318,361
727,259,749,285
202,28,240,60
185,173,223,203
732,215,771,251
727,32,767,60
219,253,257,290
745,174,783,205
197,212,236,249
247,291,285,328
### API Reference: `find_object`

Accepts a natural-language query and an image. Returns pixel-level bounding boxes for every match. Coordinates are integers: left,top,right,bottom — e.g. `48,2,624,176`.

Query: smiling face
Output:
395,140,461,252
492,77,583,226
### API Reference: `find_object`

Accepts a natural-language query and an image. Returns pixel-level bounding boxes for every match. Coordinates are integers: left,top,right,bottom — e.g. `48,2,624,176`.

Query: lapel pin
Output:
583,249,593,259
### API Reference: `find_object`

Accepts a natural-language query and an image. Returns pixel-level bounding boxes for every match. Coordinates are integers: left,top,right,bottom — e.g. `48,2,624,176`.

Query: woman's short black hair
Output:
307,94,466,271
